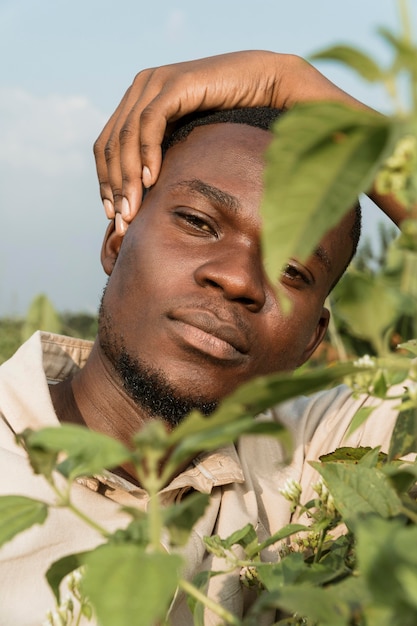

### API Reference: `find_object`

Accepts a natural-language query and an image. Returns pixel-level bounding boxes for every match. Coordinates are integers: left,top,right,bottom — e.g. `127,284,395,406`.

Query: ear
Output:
101,220,124,276
297,306,330,367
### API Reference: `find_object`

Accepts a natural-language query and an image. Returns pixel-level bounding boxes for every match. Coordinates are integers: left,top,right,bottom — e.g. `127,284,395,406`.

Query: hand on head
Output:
94,50,370,235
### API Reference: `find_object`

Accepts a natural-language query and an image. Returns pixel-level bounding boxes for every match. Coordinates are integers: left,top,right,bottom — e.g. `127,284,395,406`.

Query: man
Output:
0,73,406,625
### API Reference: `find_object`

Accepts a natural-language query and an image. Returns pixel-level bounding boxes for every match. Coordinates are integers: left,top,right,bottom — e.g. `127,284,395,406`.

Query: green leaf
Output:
165,361,361,472
297,561,349,587
24,424,131,479
261,103,403,285
254,575,368,625
203,535,228,559
109,514,149,547
163,492,209,547
132,420,169,460
311,44,384,82
203,526,261,560
398,339,417,356
378,27,417,74
397,565,417,609
388,408,417,461
17,429,58,479
258,552,349,592
46,551,87,602
252,583,351,626
332,271,402,352
168,418,286,470
319,446,378,464
356,516,417,617
358,446,385,469
346,406,376,437
256,522,308,555
0,495,48,547
372,370,388,398
82,544,182,626
256,552,306,590
220,523,258,551
21,294,62,341
313,461,403,523
204,524,259,557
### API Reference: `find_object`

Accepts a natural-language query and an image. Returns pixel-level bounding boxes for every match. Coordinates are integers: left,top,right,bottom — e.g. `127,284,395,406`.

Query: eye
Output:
175,210,218,237
281,263,312,286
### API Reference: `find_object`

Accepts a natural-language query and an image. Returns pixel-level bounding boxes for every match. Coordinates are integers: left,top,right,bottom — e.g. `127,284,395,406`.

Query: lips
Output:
167,308,250,358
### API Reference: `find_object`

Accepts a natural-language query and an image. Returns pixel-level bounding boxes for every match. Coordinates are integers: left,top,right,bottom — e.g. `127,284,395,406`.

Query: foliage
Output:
1,1,417,625
1,349,417,625
21,294,63,342
0,316,24,365
0,297,97,364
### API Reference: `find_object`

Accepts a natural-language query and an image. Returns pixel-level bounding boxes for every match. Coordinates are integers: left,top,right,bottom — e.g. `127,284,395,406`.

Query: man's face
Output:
100,123,353,422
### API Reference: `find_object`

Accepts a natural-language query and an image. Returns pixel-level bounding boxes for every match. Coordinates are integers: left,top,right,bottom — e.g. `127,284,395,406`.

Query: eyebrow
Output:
313,244,332,273
171,178,241,213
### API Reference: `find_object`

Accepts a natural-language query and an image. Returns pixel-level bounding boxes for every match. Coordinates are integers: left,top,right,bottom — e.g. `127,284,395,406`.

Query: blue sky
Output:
0,0,414,315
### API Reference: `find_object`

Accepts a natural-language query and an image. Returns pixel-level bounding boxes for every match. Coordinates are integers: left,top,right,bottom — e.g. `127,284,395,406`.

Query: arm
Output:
368,187,409,227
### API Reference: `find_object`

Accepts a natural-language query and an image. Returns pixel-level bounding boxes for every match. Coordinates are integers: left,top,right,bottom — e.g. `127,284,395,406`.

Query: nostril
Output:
204,278,220,289
202,279,257,307
236,296,256,307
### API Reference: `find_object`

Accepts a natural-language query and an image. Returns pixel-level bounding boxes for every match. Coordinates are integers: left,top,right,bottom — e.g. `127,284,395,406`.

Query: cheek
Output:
259,302,323,372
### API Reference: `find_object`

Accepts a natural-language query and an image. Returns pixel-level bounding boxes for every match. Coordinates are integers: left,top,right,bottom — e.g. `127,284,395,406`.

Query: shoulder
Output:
270,383,355,443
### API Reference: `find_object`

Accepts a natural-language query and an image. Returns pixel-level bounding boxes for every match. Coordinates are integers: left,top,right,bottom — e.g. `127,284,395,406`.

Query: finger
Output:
138,82,208,187
117,100,148,221
94,91,134,218
115,212,128,236
116,70,174,219
111,69,161,220
104,104,130,218
94,134,115,218
95,72,154,220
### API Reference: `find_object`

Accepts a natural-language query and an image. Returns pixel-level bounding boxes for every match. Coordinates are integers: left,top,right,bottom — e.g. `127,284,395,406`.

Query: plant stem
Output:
326,298,348,362
179,579,241,626
143,452,165,552
313,528,327,563
49,477,110,537
400,504,417,524
66,501,110,538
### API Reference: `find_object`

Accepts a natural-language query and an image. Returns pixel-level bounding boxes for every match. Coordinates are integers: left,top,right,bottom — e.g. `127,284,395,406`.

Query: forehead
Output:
159,123,271,203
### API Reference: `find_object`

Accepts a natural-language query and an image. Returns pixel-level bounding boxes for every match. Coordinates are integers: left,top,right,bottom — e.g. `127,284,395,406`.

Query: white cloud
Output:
165,9,187,42
0,87,106,176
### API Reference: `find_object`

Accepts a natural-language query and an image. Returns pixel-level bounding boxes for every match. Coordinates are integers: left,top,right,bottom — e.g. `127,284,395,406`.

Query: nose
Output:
194,245,266,311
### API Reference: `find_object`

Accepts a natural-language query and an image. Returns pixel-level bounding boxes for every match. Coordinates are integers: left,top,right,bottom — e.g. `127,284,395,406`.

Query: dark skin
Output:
50,122,356,484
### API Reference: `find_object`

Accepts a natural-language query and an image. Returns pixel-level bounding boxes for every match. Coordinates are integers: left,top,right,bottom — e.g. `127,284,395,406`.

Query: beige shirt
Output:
0,332,403,625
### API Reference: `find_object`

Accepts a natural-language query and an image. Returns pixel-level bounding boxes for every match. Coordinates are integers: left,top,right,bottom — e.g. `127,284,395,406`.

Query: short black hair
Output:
162,106,283,155
161,107,362,274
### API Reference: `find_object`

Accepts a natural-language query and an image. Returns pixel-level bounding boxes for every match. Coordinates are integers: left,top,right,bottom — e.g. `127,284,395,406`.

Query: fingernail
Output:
142,166,152,188
115,213,127,236
121,197,130,219
103,199,114,219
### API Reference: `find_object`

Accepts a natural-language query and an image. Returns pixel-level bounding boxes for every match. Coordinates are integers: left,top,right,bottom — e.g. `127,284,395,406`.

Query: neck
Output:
49,339,152,482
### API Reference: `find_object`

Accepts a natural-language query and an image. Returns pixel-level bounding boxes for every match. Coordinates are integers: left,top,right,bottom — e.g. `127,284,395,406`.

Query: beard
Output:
98,299,218,428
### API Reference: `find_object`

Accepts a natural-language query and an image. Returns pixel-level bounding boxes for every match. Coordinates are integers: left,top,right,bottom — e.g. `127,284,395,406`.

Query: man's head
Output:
99,108,360,426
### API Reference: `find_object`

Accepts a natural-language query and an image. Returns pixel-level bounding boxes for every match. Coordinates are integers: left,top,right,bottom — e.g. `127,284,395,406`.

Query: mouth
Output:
167,309,250,362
